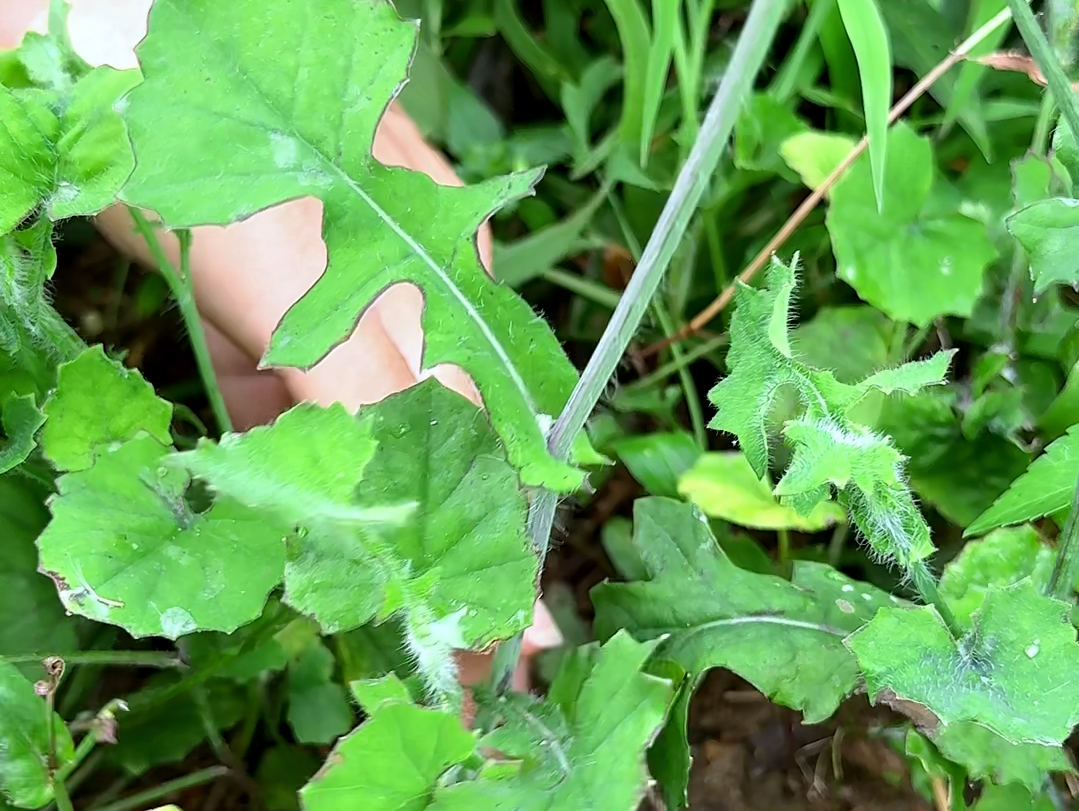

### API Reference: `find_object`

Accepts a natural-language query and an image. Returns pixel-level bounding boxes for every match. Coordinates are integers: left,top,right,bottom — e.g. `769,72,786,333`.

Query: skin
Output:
1,0,560,690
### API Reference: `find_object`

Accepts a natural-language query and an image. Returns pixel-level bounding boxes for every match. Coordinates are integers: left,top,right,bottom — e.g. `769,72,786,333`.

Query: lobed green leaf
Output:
847,579,1079,746
120,0,586,491
37,435,286,639
41,345,172,472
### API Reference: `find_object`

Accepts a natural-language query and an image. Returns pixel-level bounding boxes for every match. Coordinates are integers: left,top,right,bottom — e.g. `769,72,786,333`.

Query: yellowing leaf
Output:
678,451,845,531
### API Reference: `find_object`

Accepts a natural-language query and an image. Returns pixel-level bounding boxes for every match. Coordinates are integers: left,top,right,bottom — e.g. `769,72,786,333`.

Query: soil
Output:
48,227,937,811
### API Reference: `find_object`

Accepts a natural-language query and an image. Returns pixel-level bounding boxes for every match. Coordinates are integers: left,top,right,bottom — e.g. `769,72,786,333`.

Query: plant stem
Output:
55,731,99,785
1048,472,1079,599
910,559,962,637
548,0,789,467
0,651,182,668
1007,0,1079,147
644,6,1015,357
92,766,230,811
1000,91,1056,350
127,208,233,435
489,0,790,700
626,334,729,391
52,780,74,811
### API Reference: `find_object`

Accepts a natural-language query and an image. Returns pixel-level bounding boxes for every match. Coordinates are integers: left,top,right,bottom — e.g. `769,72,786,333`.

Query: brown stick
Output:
639,20,1001,359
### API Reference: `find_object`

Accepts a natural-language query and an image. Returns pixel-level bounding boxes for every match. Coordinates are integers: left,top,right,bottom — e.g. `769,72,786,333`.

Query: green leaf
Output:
707,258,948,568
176,403,386,528
973,783,1055,811
1,221,83,374
37,435,286,639
878,390,1031,529
836,0,891,209
677,451,845,531
494,186,608,287
934,722,1072,793
0,395,45,476
0,662,73,808
181,381,538,702
437,632,673,811
791,305,891,383
966,425,1079,535
603,0,650,153
780,131,858,193
349,673,412,713
847,580,1079,746
828,123,998,326
592,498,890,725
305,632,671,811
0,474,77,665
1007,198,1079,293
639,0,677,168
287,641,353,745
110,675,245,774
612,431,700,499
0,67,136,232
299,691,478,811
940,525,1056,627
41,346,172,472
120,0,585,491
734,94,808,177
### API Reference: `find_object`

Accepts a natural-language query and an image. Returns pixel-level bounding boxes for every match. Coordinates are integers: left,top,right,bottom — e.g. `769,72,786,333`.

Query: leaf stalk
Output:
127,208,233,435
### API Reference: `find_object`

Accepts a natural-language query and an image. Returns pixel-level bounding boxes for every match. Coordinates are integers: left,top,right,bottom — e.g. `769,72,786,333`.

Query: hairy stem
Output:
1008,0,1079,147
127,209,233,435
489,0,790,699
1048,471,1079,599
910,559,961,637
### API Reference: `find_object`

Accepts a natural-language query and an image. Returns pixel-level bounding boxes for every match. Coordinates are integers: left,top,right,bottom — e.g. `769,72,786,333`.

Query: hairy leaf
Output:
0,662,73,808
593,498,891,724
37,436,286,639
847,580,1079,746
179,381,537,703
1007,198,1079,293
120,0,585,490
940,525,1056,626
966,425,1079,536
934,722,1072,792
1,222,82,377
176,403,385,528
827,123,997,326
677,451,845,531
708,258,950,567
304,632,671,811
41,346,172,472
0,67,136,232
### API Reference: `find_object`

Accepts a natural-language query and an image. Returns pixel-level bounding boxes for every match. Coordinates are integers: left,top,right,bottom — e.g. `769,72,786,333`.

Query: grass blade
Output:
837,0,892,210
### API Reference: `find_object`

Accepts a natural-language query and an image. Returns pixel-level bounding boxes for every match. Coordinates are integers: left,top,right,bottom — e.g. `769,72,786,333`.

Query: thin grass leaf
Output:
836,0,892,210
